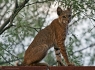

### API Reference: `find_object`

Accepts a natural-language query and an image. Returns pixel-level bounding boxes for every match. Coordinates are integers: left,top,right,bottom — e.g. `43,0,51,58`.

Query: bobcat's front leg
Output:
56,36,74,66
54,44,65,66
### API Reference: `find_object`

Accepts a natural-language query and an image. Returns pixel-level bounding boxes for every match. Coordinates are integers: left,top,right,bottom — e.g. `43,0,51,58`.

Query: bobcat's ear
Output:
57,7,63,16
67,5,72,10
67,7,71,12
67,7,71,11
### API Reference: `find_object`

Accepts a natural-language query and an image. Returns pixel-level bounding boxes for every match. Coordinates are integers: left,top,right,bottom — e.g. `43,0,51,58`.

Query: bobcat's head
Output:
57,7,72,24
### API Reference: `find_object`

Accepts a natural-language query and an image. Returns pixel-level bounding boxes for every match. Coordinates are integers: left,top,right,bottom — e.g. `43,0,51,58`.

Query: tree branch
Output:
0,0,29,35
1,46,19,60
0,0,54,35
0,56,23,65
0,3,6,9
73,43,95,54
0,3,8,22
0,54,9,64
26,0,53,6
0,24,15,34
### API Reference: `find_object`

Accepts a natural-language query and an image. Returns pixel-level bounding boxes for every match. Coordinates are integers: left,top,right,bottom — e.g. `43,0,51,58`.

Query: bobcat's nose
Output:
68,17,71,23
68,19,71,23
63,20,66,23
68,20,70,23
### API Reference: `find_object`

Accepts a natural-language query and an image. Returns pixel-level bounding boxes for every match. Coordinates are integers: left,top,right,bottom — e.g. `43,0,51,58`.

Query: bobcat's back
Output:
26,23,55,51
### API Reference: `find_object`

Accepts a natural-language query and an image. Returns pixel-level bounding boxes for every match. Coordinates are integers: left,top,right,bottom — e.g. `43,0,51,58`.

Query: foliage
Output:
0,0,95,66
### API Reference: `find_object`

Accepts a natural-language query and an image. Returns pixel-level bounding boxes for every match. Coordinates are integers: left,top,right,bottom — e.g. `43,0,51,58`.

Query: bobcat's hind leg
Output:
23,44,49,66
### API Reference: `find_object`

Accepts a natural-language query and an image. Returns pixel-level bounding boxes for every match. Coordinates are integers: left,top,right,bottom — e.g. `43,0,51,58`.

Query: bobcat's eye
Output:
62,16,66,18
68,15,71,17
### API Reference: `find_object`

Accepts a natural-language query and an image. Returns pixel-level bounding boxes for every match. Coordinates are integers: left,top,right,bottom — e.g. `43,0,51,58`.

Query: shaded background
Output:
0,0,95,66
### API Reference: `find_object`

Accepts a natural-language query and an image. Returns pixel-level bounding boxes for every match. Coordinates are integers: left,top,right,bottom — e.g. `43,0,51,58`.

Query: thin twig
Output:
0,54,13,65
31,27,39,32
1,46,19,60
0,57,23,65
73,43,95,54
26,0,54,6
0,3,6,9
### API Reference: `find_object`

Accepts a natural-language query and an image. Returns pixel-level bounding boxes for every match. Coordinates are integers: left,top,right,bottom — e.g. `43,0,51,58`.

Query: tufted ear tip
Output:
67,7,71,10
67,7,72,14
57,7,63,16
67,5,72,11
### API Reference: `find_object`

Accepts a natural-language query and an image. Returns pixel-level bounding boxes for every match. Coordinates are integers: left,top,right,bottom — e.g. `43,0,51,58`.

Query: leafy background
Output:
0,0,95,66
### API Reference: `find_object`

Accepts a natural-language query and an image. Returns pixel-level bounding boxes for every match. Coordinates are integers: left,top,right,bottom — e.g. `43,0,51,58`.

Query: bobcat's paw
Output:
67,63,75,66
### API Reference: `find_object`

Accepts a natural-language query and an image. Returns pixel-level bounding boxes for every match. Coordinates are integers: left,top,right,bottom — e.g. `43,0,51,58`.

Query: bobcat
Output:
18,7,73,66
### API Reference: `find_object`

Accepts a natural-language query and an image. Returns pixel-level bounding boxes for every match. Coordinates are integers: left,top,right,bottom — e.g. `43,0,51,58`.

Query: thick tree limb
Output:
0,0,53,35
0,0,29,35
